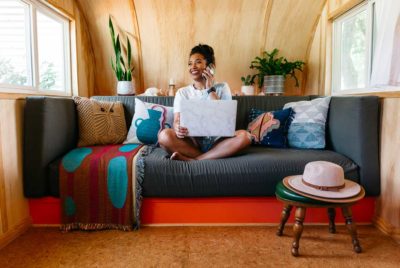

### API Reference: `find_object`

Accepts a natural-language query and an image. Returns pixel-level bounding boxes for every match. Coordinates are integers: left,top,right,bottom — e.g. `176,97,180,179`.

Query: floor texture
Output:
0,226,399,267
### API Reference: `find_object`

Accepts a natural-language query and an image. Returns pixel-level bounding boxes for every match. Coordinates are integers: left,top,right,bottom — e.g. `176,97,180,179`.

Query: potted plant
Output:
250,49,305,94
109,16,135,95
240,74,256,95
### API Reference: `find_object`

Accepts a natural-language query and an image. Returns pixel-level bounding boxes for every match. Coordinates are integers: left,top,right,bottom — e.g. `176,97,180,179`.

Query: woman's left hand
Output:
202,67,215,89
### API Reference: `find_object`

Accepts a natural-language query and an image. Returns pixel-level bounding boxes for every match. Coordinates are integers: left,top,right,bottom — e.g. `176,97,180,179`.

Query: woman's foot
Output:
170,152,195,161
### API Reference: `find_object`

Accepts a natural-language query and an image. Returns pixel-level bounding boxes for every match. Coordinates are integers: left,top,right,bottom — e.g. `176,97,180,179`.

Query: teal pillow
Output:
124,98,173,144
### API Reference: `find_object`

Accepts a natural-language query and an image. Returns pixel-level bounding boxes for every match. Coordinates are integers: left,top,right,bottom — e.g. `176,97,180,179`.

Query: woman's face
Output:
188,53,207,80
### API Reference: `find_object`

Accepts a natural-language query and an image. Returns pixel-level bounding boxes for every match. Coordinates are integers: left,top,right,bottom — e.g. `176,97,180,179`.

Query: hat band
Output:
301,178,345,192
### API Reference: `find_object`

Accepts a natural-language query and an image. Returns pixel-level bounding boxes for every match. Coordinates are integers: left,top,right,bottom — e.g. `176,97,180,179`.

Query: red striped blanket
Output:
59,144,144,231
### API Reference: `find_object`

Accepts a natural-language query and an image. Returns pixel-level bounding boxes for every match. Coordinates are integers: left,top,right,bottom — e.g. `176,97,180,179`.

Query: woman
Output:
158,44,251,160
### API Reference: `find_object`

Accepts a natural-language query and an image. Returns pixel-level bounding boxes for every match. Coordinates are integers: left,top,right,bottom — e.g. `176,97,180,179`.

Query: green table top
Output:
275,181,333,205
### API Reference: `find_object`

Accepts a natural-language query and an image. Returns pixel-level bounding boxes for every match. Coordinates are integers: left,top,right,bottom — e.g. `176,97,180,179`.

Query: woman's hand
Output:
175,125,188,138
202,66,215,89
173,113,188,138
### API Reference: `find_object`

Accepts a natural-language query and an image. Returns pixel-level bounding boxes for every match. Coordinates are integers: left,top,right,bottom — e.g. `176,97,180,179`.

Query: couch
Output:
23,96,380,199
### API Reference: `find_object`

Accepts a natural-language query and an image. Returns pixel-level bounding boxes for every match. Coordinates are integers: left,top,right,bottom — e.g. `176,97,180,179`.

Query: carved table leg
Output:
291,207,306,257
327,208,336,234
276,204,293,236
342,206,362,253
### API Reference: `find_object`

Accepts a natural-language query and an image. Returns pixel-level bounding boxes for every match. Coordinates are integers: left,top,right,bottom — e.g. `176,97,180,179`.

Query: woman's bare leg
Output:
196,130,251,160
158,128,202,158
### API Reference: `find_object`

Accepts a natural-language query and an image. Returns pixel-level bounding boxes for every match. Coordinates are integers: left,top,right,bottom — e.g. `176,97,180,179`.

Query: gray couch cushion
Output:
141,147,359,197
23,97,78,197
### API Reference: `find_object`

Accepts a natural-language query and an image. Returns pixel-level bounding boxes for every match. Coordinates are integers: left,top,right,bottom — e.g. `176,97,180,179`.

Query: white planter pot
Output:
241,85,255,96
117,80,135,95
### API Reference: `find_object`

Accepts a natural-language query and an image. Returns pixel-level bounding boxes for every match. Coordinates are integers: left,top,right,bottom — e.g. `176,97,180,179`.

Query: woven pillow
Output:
283,97,331,149
74,97,127,147
247,108,293,148
124,98,173,144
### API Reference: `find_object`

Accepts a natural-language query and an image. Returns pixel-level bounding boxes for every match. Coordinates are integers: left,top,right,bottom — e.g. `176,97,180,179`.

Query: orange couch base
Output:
29,197,376,225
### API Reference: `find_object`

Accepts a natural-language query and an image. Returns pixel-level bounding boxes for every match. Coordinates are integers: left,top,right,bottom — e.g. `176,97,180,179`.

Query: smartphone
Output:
202,64,215,79
208,64,216,75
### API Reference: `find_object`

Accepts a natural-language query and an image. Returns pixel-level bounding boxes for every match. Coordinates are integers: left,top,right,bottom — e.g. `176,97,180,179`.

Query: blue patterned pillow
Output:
247,108,293,148
283,97,331,149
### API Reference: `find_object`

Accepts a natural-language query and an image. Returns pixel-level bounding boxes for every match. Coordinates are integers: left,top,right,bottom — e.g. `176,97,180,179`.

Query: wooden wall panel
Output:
0,99,31,249
78,0,142,96
45,0,74,16
134,0,269,94
73,2,95,97
375,98,400,242
305,4,328,96
265,0,326,95
75,0,326,96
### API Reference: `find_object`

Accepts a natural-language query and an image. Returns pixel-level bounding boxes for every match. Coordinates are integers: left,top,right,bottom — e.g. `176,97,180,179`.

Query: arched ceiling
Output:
76,0,326,95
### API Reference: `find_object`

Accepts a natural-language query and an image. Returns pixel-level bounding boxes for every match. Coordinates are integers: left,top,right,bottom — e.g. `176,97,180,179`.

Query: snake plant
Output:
250,49,305,88
109,16,134,81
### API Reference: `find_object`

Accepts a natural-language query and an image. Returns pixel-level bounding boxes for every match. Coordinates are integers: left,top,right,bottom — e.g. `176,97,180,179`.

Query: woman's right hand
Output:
175,125,188,138
174,113,188,138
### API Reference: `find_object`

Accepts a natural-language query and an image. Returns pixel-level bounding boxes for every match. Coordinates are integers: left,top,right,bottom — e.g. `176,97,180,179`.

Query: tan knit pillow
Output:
74,97,127,147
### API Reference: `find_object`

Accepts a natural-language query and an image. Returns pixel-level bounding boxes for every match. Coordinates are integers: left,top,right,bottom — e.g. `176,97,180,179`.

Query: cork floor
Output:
0,225,399,267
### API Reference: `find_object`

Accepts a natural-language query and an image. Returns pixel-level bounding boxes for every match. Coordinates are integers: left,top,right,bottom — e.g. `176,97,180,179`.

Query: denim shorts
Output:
194,136,221,153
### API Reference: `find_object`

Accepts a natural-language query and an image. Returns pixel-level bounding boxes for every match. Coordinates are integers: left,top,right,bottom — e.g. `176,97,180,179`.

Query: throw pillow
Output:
74,97,127,147
124,98,174,144
247,108,293,148
283,97,331,149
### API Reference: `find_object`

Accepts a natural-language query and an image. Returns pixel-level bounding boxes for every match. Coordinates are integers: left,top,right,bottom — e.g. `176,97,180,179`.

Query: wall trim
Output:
0,217,32,249
374,216,400,244
328,0,364,20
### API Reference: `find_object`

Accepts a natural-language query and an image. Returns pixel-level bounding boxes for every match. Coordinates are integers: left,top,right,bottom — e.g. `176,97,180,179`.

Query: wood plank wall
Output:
0,100,31,249
77,0,325,95
306,0,400,242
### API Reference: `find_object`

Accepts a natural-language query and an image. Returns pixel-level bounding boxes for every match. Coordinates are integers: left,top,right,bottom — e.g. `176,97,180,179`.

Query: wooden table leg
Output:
291,207,306,257
327,208,336,234
342,206,362,253
276,204,293,236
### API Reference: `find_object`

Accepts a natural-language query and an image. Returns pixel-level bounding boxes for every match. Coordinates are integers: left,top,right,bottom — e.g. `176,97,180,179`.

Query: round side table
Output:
275,181,365,257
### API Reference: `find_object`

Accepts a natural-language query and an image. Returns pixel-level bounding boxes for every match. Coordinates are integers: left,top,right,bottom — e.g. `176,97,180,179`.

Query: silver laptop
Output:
179,100,237,137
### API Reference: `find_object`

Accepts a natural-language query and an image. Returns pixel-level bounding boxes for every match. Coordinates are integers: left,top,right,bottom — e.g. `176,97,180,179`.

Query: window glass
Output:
0,0,32,86
37,11,65,91
340,10,367,90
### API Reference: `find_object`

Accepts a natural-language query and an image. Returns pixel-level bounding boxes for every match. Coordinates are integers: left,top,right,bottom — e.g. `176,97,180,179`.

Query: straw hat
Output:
283,161,364,203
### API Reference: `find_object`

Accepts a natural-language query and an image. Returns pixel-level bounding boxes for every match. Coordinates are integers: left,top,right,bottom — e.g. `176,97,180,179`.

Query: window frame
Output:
0,0,72,96
332,1,372,94
332,0,400,95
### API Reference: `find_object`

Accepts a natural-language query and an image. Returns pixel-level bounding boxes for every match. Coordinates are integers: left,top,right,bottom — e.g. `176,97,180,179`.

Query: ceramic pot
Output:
117,80,135,95
241,85,255,95
263,75,285,94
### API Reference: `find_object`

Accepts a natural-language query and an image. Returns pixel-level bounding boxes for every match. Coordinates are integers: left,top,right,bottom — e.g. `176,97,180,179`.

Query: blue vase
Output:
135,109,163,144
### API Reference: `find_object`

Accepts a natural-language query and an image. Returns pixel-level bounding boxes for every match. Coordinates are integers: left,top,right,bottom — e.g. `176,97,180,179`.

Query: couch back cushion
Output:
92,96,311,130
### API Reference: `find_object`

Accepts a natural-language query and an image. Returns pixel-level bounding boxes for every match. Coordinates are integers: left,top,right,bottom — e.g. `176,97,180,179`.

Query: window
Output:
332,0,400,94
0,0,71,94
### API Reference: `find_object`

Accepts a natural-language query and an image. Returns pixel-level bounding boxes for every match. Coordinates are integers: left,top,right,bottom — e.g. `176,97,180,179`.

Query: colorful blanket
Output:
59,144,145,231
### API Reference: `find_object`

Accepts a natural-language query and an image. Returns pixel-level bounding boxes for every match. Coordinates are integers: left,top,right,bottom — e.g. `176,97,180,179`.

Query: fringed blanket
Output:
59,144,147,231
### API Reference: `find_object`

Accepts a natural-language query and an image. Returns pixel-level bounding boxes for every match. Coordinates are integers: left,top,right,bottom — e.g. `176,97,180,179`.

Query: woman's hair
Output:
190,44,215,66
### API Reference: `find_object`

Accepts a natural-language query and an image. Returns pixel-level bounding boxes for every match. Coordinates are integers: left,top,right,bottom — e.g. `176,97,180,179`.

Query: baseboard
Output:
373,216,400,243
0,217,32,249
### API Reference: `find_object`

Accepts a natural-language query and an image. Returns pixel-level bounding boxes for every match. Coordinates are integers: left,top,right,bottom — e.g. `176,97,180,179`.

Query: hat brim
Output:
283,176,364,203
